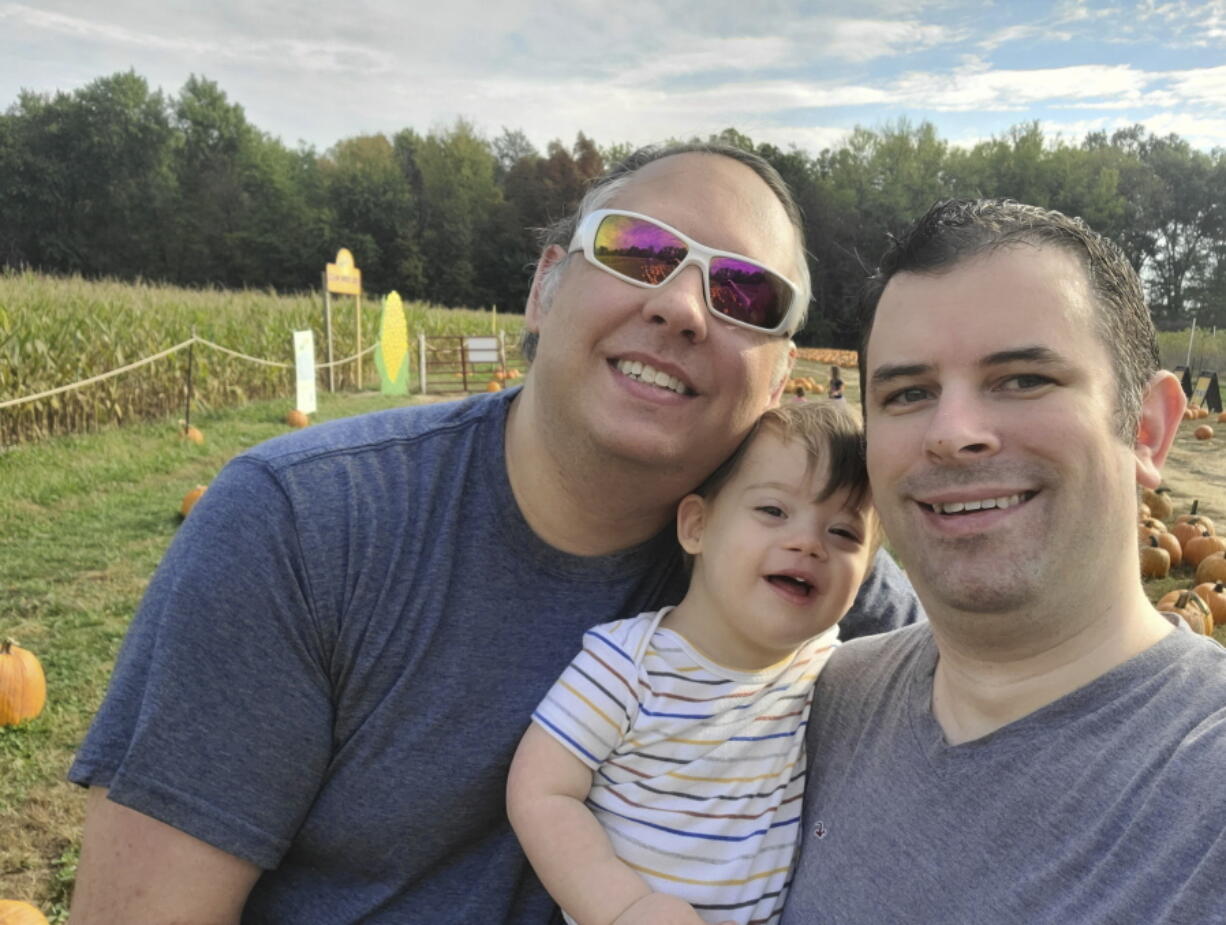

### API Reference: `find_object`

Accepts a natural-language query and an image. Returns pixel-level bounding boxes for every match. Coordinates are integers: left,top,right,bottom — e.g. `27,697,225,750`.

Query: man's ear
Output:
525,245,568,332
767,341,798,408
1134,370,1186,489
676,494,707,555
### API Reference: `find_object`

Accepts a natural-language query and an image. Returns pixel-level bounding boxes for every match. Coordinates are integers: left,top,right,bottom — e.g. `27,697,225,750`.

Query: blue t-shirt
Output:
70,388,922,923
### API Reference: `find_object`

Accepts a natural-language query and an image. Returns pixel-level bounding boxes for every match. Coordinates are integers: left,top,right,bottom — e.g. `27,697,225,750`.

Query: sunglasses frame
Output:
567,209,805,337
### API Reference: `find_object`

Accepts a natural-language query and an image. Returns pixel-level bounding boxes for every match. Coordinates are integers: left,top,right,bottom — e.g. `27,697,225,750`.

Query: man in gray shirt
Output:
784,199,1226,924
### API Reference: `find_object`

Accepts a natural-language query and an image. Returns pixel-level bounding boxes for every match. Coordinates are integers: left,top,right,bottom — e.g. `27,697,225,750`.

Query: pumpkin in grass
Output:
1139,538,1170,578
1196,552,1226,585
1155,590,1212,635
1173,504,1215,534
1194,424,1214,440
0,640,46,726
486,380,503,392
178,419,204,444
1155,530,1182,567
0,901,49,925
1185,534,1226,568
180,484,207,518
287,408,310,428
1193,581,1226,626
1138,501,1151,519
1218,411,1226,424
1141,486,1174,521
1169,522,1205,552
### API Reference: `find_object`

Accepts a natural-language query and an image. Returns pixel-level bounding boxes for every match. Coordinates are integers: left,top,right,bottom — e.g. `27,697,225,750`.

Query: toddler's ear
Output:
676,494,706,555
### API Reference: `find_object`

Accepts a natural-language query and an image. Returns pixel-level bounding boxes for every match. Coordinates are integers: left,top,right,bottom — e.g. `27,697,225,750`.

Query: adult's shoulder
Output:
240,389,516,474
839,550,926,641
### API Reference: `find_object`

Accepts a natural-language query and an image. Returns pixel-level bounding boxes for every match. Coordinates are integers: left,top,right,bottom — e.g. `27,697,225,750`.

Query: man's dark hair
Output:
857,198,1159,441
522,141,811,361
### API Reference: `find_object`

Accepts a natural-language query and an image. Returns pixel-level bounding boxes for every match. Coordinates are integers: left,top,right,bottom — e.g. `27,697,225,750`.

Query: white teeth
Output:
616,359,689,395
932,494,1023,515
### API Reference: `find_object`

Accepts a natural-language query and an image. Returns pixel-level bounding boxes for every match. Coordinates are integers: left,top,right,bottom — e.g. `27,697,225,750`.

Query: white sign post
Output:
464,336,501,365
293,330,318,415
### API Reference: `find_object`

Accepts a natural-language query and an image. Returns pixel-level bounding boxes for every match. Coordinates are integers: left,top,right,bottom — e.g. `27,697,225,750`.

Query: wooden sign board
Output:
1190,370,1222,413
326,247,362,295
1173,365,1193,396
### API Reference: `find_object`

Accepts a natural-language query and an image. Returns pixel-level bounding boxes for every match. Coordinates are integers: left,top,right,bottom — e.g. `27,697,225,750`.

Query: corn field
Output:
1158,328,1226,377
0,271,524,446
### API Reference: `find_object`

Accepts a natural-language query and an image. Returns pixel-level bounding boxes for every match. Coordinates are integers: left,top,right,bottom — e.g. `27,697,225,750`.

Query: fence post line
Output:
322,271,335,393
1185,316,1196,369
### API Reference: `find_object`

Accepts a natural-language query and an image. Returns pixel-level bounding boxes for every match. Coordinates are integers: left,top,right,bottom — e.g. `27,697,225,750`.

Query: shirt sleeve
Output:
530,618,650,770
67,454,335,869
838,548,926,641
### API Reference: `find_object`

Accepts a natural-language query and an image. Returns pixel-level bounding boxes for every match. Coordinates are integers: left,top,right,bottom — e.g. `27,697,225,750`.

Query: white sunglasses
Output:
567,209,805,336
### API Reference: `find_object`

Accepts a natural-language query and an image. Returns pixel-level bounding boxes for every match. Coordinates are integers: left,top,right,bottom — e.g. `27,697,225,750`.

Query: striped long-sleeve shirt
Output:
532,608,839,925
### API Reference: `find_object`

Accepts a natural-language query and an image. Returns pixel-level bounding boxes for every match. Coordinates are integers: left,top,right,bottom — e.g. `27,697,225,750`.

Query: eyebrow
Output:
869,345,1067,389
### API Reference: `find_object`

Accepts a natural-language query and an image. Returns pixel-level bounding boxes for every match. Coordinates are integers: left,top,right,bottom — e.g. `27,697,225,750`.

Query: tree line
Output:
2,70,1224,346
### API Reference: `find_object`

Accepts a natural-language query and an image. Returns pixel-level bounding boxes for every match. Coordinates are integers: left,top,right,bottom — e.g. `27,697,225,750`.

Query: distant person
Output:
782,198,1226,924
68,143,923,923
828,365,844,400
509,401,877,925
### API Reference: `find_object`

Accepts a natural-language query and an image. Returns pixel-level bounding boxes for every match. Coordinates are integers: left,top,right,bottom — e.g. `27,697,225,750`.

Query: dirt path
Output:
1155,416,1226,523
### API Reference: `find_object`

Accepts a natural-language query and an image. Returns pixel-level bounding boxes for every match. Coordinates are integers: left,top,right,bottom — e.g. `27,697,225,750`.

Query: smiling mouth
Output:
767,574,814,598
614,359,693,396
919,491,1037,515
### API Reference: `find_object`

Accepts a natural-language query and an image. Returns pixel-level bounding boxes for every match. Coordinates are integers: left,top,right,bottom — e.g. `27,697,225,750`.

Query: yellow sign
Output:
326,247,362,295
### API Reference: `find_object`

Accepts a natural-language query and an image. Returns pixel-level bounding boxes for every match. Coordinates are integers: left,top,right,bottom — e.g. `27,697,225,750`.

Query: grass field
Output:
1,357,1223,919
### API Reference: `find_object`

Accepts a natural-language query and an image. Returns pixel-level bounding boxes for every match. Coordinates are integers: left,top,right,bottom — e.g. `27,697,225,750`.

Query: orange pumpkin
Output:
1139,537,1171,578
1170,522,1205,552
1138,502,1152,519
1173,508,1215,535
180,484,207,518
1141,486,1174,521
1194,424,1214,440
1185,534,1226,569
1155,590,1212,635
0,901,49,925
287,409,310,428
1155,530,1182,567
1195,552,1226,585
1218,411,1226,424
486,380,503,392
0,640,47,727
1193,581,1226,626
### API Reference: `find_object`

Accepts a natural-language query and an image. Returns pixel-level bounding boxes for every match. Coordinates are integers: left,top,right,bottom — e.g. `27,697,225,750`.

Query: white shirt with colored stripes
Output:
531,607,840,925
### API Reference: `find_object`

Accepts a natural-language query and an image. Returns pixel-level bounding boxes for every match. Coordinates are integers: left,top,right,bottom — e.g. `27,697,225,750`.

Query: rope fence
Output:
0,336,375,412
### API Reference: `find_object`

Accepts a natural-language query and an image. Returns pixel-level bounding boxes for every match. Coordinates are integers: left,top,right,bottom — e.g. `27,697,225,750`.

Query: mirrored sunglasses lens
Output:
709,257,790,330
593,215,686,285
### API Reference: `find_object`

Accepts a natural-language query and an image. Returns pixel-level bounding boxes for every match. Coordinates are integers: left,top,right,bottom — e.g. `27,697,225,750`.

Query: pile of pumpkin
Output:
786,376,826,394
794,347,859,367
1139,488,1226,636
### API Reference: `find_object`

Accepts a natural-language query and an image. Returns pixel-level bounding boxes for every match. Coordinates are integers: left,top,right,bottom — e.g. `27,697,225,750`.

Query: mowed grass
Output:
0,389,436,919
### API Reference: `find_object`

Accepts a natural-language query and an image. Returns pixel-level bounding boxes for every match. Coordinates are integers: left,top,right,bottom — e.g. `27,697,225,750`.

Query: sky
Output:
3,0,1225,158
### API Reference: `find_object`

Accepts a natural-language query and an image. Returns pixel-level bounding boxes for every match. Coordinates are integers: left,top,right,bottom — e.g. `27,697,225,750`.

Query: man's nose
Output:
922,389,1001,462
641,264,708,342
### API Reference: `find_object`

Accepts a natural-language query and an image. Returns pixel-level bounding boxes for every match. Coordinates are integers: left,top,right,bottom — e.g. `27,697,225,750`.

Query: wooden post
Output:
323,271,335,393
355,291,363,390
418,333,427,394
184,332,195,430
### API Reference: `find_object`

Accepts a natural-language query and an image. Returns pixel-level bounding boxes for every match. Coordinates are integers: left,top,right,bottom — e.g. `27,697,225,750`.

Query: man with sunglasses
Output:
67,142,921,923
